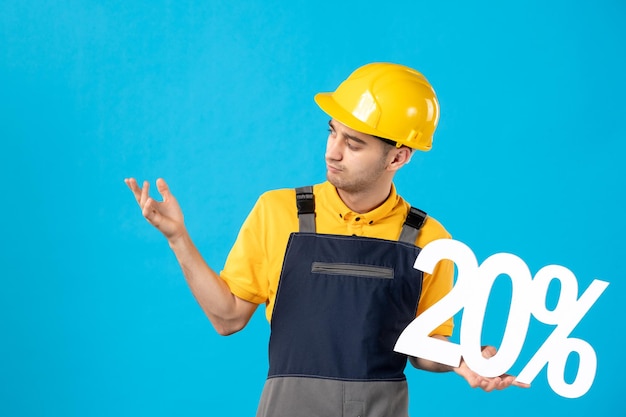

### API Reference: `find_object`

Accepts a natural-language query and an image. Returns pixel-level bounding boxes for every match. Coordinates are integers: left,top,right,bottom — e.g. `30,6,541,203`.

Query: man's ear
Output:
387,147,413,171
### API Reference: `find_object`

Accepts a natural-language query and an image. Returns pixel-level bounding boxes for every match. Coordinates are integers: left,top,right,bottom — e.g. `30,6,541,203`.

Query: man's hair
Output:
375,136,414,154
374,136,398,147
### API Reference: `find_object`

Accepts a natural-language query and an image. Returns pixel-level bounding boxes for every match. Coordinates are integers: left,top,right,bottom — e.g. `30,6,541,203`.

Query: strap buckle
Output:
296,191,315,215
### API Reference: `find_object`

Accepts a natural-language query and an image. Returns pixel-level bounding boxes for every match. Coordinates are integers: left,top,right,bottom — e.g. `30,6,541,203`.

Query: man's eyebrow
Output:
344,132,367,145
328,120,368,145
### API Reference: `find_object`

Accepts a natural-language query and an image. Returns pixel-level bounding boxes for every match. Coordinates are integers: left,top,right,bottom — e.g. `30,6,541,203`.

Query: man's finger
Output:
156,178,170,201
140,180,150,208
481,346,497,359
512,380,531,389
142,198,160,223
125,178,142,205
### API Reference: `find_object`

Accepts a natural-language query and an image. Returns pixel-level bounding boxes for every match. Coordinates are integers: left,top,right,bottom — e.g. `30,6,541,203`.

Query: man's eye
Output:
346,140,360,150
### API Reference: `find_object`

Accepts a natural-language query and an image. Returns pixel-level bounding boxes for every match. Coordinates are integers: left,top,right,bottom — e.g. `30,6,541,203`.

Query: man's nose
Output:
325,137,343,161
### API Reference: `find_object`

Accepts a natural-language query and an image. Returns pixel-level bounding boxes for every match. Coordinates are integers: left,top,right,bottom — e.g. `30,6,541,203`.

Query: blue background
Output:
1,0,624,415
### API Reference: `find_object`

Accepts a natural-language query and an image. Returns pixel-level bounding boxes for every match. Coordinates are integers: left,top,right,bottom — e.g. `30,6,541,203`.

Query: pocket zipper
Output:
311,262,394,279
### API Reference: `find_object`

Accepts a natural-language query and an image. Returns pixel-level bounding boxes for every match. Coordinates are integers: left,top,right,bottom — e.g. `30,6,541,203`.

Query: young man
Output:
126,63,525,417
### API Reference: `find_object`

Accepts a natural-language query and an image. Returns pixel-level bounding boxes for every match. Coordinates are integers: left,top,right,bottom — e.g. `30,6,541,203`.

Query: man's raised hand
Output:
124,178,186,241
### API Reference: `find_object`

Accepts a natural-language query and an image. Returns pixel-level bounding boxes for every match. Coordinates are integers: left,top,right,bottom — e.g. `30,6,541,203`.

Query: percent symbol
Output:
516,265,609,399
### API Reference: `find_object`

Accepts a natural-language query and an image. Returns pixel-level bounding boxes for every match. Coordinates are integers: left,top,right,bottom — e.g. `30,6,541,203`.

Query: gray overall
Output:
256,187,427,417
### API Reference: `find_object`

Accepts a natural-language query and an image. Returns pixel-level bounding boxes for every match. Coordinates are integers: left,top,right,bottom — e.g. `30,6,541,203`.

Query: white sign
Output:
394,239,609,399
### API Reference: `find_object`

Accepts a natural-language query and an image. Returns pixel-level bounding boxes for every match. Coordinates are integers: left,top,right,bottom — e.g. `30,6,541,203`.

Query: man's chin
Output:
326,175,353,193
326,173,340,187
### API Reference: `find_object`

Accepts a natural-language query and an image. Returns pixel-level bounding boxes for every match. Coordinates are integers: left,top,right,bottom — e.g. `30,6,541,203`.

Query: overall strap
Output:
398,207,427,244
295,186,316,233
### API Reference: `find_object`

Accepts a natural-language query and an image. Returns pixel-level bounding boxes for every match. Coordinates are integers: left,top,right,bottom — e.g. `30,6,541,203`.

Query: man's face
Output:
325,119,392,194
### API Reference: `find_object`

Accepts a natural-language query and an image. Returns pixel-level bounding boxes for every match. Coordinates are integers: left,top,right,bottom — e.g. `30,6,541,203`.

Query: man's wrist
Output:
167,228,190,249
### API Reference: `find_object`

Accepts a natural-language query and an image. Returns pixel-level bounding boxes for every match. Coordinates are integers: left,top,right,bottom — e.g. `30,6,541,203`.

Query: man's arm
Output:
409,335,530,392
125,178,257,335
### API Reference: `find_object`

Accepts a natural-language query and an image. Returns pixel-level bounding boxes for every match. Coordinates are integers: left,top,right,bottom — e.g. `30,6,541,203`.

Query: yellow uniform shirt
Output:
220,181,454,336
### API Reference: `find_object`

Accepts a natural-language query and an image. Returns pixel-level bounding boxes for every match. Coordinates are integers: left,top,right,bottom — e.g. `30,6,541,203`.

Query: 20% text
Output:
394,239,609,398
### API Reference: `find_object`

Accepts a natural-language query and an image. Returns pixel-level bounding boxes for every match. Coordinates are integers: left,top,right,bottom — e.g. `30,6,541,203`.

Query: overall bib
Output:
256,187,427,417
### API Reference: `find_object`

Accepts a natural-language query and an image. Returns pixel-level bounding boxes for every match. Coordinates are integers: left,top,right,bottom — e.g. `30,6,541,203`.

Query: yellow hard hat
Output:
314,62,440,151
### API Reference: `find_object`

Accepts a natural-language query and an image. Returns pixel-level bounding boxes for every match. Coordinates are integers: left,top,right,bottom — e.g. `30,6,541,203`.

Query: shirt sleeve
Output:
220,197,270,305
414,216,455,337
417,258,455,337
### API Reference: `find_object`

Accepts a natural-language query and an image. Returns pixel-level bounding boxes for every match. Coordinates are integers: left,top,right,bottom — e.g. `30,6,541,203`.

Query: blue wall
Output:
1,1,624,415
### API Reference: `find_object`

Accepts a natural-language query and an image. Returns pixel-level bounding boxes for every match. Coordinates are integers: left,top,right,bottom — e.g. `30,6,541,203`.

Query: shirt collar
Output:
319,181,400,225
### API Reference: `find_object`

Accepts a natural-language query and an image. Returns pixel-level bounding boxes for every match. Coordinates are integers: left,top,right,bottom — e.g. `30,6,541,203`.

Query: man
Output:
126,63,526,416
